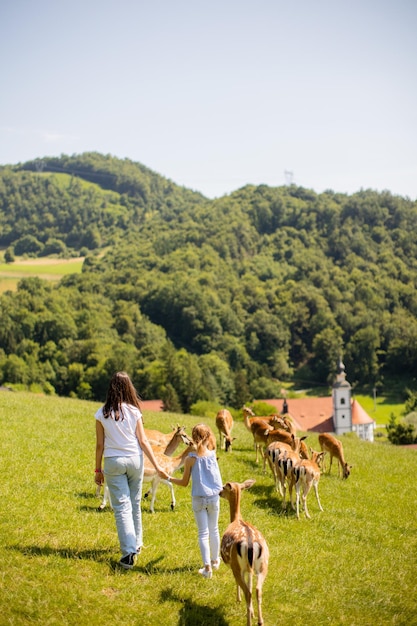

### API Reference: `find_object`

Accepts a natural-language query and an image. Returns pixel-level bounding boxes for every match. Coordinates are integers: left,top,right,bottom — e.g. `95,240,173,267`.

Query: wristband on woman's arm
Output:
95,469,103,473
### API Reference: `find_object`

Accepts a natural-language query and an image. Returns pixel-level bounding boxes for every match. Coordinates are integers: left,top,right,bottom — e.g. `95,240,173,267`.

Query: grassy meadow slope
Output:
0,391,415,625
0,255,84,293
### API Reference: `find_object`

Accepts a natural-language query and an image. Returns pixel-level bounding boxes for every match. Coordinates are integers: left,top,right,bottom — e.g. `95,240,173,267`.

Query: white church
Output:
261,359,376,442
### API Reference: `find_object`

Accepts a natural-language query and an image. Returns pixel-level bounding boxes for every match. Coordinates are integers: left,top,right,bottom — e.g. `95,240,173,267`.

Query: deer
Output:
215,409,235,452
263,432,308,475
249,419,306,472
242,406,278,435
144,424,192,449
272,413,297,437
269,414,309,458
318,433,352,479
249,422,274,467
220,479,269,626
97,425,193,511
293,448,324,519
265,438,306,510
140,440,196,512
242,406,275,460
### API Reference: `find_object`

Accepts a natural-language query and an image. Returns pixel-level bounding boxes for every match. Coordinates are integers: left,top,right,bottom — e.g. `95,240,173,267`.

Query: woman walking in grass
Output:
94,371,168,569
168,423,223,579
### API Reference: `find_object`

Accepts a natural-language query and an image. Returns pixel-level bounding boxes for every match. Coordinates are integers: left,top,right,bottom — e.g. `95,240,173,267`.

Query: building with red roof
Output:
259,359,375,442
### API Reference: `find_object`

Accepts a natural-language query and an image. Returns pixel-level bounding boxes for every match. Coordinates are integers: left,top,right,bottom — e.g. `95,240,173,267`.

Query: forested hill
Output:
1,152,417,410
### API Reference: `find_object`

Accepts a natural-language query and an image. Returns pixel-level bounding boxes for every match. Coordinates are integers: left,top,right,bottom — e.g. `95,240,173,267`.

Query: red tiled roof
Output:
351,399,375,425
139,397,376,431
140,399,164,412
258,396,374,433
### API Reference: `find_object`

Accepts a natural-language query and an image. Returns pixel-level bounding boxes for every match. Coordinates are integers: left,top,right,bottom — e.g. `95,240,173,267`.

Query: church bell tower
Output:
332,357,352,435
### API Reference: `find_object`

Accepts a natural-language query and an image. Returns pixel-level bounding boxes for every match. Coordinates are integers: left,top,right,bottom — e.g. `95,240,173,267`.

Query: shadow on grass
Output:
248,483,299,518
135,555,194,576
77,493,179,515
248,482,272,497
160,588,229,626
252,496,297,518
79,504,114,513
9,545,201,576
77,491,98,500
237,456,265,472
10,544,114,562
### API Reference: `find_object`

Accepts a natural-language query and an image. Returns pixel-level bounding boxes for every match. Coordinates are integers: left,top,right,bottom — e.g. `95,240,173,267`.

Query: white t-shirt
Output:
95,402,143,458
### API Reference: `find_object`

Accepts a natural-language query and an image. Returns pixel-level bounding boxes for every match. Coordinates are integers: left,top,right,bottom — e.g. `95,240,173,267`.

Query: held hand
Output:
158,468,169,480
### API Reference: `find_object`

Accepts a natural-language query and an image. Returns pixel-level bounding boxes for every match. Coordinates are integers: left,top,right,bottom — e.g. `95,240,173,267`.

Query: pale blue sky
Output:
1,0,416,199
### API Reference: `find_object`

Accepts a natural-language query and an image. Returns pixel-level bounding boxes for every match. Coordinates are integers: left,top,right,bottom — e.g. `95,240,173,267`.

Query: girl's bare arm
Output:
169,455,195,486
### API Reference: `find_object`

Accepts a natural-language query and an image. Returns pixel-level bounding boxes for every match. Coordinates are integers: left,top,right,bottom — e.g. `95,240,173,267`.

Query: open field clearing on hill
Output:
0,256,84,292
0,391,415,625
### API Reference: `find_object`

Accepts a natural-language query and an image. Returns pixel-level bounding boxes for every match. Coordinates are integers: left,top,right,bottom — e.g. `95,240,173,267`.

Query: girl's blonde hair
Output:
192,423,216,454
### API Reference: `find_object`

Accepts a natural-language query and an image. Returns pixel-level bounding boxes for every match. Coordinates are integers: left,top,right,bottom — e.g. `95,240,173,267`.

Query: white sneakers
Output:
198,558,220,579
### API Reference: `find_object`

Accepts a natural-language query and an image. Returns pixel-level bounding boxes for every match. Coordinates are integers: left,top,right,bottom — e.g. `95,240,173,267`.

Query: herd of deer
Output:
96,409,352,626
214,406,352,626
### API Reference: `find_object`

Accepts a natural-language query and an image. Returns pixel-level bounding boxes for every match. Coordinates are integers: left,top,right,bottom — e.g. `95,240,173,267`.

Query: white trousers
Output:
192,495,220,566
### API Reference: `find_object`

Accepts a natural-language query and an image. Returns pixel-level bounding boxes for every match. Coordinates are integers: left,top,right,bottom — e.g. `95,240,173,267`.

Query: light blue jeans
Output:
104,454,144,557
192,495,220,567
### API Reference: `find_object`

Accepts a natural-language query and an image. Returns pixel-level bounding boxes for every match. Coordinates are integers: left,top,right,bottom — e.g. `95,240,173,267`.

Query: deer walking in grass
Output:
293,448,324,519
318,433,352,479
220,479,269,626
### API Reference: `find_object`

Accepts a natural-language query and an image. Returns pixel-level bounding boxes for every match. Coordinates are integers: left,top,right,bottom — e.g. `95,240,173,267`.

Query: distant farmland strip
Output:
0,257,84,291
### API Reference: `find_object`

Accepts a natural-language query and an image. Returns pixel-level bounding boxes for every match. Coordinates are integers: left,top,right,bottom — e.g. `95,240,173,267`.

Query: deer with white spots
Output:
220,479,269,626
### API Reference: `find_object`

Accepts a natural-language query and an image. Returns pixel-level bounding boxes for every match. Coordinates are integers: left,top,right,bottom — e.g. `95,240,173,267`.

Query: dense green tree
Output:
14,235,44,255
386,413,416,445
1,153,417,403
4,247,14,263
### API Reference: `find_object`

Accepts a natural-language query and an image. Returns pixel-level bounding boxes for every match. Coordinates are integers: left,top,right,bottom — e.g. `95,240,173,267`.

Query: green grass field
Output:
0,256,84,292
0,391,415,625
354,394,403,426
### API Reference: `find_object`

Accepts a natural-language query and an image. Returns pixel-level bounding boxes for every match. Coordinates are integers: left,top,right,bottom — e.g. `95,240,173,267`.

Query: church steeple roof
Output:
333,355,351,389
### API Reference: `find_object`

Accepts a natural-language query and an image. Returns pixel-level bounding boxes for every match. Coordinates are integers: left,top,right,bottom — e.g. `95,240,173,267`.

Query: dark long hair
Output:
103,371,142,421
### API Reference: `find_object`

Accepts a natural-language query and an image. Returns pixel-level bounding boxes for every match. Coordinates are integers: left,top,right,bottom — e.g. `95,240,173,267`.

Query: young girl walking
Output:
168,423,223,579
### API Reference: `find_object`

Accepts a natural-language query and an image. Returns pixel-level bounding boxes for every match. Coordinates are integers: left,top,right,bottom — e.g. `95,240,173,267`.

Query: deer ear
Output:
242,479,256,491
